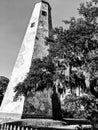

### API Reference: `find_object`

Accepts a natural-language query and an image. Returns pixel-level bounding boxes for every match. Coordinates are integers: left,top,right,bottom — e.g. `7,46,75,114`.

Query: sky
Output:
0,0,89,78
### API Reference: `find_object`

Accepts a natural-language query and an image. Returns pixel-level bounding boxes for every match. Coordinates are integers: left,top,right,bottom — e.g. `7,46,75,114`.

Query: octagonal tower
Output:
0,0,52,119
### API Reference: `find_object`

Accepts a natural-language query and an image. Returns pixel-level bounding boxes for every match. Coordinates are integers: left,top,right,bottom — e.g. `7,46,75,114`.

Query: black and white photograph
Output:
0,0,98,129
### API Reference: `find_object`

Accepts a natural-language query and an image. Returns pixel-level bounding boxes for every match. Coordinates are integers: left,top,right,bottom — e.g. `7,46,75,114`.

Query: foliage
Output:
47,0,98,92
14,57,55,98
62,94,98,120
0,76,9,105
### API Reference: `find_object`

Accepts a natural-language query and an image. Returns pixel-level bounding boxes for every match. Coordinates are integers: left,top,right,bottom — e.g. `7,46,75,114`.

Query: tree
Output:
0,76,9,105
49,0,98,95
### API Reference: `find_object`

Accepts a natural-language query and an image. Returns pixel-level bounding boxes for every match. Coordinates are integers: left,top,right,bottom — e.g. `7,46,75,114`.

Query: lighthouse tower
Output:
0,0,52,119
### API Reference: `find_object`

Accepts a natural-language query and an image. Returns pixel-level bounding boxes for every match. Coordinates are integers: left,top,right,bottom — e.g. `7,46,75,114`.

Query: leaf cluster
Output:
14,57,55,99
0,76,9,105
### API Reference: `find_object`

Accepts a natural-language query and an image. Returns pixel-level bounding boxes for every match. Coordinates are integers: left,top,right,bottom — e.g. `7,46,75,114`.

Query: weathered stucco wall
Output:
33,1,52,59
23,1,53,117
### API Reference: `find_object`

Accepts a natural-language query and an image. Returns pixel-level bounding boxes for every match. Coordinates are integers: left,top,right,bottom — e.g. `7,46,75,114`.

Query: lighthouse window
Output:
31,22,35,28
42,10,47,16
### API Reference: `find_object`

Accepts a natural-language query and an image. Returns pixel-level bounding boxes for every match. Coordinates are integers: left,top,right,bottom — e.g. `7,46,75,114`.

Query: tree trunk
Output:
69,64,72,94
51,86,62,120
90,78,98,99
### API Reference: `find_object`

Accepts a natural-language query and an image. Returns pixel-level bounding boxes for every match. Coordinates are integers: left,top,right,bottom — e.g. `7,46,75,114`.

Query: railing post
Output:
4,124,7,130
1,124,4,130
13,125,16,130
10,125,12,130
25,127,28,130
21,127,24,130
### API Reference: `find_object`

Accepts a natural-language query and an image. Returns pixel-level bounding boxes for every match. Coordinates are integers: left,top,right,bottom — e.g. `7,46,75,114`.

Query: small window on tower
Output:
31,22,35,28
42,10,47,16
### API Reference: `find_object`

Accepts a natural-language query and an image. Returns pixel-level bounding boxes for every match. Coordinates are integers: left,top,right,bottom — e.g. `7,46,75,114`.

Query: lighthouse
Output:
0,0,52,119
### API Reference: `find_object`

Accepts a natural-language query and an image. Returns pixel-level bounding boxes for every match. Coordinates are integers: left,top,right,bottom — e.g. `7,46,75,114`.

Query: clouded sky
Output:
0,0,89,78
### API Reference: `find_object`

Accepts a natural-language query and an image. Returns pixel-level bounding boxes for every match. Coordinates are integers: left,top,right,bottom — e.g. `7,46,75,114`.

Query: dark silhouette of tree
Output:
51,85,62,120
0,76,9,105
90,78,98,99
